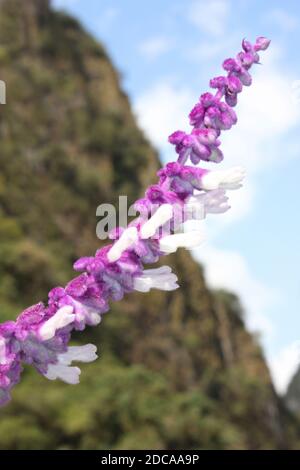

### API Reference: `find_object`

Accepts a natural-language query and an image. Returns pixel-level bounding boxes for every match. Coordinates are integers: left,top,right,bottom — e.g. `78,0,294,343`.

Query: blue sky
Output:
53,0,300,393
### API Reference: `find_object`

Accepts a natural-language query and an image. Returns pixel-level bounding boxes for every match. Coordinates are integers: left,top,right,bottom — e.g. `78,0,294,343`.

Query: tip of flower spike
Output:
255,37,271,51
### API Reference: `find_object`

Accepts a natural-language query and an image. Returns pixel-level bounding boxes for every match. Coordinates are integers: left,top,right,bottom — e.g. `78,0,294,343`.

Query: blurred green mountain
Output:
0,0,298,449
285,367,300,414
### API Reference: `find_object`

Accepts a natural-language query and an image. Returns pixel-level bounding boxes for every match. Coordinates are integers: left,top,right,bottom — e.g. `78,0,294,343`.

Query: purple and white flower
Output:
0,37,270,405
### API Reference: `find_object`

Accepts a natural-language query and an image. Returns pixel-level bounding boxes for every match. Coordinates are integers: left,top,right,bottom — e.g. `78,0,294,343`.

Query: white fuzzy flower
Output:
159,230,205,253
140,204,173,239
57,344,98,365
134,266,179,292
87,311,102,326
190,189,230,216
44,344,98,384
107,227,138,262
72,299,102,326
201,166,246,191
0,338,6,365
44,364,81,384
39,306,75,341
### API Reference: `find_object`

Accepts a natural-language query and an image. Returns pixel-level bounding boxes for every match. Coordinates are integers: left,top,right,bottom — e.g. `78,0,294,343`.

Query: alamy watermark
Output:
96,196,205,240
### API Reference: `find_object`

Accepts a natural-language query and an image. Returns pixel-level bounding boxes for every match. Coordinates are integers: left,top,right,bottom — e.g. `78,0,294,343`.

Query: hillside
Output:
286,367,300,414
0,0,298,449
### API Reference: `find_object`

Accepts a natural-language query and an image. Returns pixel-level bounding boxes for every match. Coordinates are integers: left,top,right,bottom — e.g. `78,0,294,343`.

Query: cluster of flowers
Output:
0,37,270,406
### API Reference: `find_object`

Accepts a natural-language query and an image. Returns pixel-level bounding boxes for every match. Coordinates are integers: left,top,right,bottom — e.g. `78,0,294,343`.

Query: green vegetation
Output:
0,0,298,449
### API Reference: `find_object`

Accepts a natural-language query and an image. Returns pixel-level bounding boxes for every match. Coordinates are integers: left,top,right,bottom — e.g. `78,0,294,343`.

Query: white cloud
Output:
269,9,298,32
190,38,232,61
139,37,173,61
134,82,193,156
191,41,226,61
269,342,300,394
187,0,230,36
193,244,276,337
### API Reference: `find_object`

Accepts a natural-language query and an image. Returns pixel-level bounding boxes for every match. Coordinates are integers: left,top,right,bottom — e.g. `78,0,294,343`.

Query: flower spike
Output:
0,37,270,406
